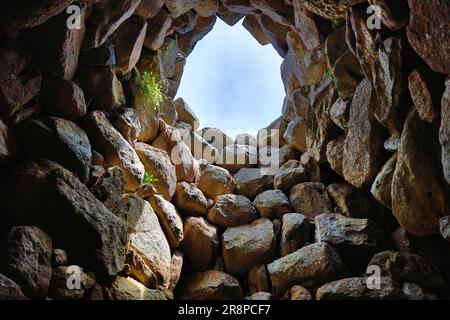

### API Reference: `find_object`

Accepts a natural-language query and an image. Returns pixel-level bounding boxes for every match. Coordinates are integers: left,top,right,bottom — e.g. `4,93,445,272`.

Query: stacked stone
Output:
0,0,449,300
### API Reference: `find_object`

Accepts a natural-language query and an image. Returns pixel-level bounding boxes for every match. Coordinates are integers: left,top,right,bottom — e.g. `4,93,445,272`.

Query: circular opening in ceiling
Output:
176,18,285,140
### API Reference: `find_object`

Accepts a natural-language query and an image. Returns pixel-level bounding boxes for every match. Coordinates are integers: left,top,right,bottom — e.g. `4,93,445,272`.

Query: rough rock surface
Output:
316,277,404,300
267,243,349,294
222,219,276,277
290,182,332,218
253,190,291,220
180,270,243,300
207,194,258,228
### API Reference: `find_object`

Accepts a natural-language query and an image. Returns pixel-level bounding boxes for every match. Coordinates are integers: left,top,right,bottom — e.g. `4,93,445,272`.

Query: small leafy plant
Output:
143,172,159,187
325,69,336,81
139,71,163,111
331,18,345,28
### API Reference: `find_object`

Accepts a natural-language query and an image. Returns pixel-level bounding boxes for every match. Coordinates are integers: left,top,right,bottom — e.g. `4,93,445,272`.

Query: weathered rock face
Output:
281,213,310,257
406,0,450,75
207,194,258,228
174,182,210,216
248,264,270,295
85,111,145,191
315,213,387,272
198,165,236,199
1,0,449,302
135,142,177,200
253,190,291,220
316,277,404,300
115,195,171,289
367,251,446,293
342,79,386,188
0,226,52,299
90,166,126,210
149,195,184,248
110,276,167,300
273,160,306,193
182,217,219,271
179,270,243,300
371,154,397,210
222,219,276,277
234,168,274,200
290,182,332,218
83,0,142,50
15,117,92,184
392,111,450,236
0,160,126,278
49,265,94,300
112,15,147,76
267,243,349,294
39,78,86,121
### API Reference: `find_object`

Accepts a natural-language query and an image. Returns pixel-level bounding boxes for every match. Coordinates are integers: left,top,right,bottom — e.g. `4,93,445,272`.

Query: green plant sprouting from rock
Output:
331,18,345,28
142,172,159,187
325,69,336,81
139,71,164,111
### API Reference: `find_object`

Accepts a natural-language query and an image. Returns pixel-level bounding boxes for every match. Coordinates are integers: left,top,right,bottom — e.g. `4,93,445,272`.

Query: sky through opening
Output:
176,18,285,139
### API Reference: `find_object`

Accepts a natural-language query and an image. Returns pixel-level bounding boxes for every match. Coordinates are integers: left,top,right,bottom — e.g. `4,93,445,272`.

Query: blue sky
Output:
176,18,285,139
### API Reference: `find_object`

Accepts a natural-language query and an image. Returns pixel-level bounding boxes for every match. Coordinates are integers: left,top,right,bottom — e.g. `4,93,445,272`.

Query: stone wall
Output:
0,0,449,300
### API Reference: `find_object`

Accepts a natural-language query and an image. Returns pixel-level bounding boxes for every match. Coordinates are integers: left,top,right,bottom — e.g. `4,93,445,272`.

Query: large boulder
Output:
367,251,446,293
342,79,386,188
248,264,271,295
181,217,219,272
392,111,450,236
207,194,258,228
406,0,450,75
179,270,243,300
48,265,94,300
39,78,86,121
173,182,210,216
85,111,145,191
273,160,307,193
112,15,147,76
267,243,349,294
115,196,171,289
135,142,177,200
371,154,397,210
174,98,200,131
316,277,404,300
148,195,184,248
110,276,167,300
0,159,126,278
280,213,310,257
15,117,92,184
198,165,235,199
253,190,291,220
233,168,274,200
289,182,332,218
89,166,126,210
83,0,142,49
222,219,276,277
20,7,86,80
315,213,388,272
0,226,52,299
